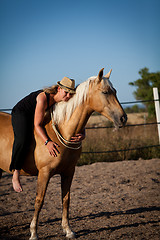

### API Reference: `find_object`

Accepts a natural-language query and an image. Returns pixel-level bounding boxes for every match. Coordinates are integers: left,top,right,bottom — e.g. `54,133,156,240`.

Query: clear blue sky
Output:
0,0,160,109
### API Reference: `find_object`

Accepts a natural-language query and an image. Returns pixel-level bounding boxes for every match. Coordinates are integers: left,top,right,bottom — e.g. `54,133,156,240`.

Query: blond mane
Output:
52,76,113,124
52,77,93,124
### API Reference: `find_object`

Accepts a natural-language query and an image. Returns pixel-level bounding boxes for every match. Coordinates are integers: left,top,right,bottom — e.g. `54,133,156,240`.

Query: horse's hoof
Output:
66,231,76,239
29,234,38,240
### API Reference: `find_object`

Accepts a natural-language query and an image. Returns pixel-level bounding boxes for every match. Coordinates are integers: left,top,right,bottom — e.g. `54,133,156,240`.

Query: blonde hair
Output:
53,78,91,124
43,84,58,94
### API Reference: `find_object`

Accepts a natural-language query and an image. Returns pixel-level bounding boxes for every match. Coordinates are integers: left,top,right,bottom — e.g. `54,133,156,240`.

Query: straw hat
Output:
57,77,76,94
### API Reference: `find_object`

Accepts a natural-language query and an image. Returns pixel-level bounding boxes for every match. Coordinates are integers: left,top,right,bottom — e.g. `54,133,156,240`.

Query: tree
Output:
129,68,160,117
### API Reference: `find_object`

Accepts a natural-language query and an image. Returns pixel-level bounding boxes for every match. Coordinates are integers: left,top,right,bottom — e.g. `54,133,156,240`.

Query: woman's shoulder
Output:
36,91,47,102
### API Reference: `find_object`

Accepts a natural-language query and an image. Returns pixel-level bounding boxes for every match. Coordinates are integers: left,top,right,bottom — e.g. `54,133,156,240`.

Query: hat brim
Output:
57,81,76,94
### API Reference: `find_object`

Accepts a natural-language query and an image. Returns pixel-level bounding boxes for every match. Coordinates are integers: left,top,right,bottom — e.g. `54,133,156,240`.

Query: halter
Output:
52,123,82,150
51,108,82,150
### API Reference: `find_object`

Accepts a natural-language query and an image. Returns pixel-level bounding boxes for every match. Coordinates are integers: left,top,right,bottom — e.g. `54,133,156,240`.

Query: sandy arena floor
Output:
0,159,160,239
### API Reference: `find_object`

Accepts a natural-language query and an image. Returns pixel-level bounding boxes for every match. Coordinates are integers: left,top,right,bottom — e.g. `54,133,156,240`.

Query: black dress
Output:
9,90,50,171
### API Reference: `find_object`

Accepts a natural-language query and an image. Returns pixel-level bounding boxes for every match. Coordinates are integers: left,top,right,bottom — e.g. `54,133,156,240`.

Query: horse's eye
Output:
102,91,108,94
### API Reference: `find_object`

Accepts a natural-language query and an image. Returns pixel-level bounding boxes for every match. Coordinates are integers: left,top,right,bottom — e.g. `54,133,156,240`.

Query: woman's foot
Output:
12,170,23,192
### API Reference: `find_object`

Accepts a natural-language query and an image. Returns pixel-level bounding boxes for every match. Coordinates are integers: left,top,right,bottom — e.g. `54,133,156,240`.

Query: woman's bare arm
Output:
34,93,60,156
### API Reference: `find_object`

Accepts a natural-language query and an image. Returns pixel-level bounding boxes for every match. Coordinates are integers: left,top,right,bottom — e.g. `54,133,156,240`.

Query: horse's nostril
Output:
121,114,127,124
120,116,124,123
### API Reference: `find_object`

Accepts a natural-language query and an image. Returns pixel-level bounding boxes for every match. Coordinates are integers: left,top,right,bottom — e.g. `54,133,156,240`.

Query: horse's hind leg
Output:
61,169,75,239
30,169,50,240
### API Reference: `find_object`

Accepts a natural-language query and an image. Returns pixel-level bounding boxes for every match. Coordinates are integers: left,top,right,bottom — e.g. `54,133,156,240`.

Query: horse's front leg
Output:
61,170,75,239
29,168,50,240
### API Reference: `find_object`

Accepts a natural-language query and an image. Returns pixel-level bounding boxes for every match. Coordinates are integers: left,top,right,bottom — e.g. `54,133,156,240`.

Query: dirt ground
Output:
0,159,160,240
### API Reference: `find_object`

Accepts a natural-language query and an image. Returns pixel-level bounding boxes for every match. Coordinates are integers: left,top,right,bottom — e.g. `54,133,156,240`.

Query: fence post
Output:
153,88,160,144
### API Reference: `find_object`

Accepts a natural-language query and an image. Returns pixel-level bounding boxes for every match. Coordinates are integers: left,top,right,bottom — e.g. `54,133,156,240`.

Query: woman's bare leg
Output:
12,170,23,192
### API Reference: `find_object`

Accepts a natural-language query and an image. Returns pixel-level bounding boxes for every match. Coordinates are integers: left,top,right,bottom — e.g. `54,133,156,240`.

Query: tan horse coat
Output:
0,68,127,239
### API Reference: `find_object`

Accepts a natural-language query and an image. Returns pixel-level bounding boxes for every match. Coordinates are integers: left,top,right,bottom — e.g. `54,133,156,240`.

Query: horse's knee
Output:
34,197,44,212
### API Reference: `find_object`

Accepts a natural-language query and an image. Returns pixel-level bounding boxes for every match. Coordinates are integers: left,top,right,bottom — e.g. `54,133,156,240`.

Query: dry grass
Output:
78,113,160,165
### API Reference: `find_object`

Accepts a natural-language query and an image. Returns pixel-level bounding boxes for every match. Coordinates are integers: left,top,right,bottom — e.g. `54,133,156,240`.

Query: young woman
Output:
10,77,85,192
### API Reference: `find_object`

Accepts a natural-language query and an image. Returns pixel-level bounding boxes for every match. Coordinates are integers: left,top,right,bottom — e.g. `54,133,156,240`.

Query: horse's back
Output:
0,112,13,141
0,112,39,176
0,111,12,130
0,112,13,173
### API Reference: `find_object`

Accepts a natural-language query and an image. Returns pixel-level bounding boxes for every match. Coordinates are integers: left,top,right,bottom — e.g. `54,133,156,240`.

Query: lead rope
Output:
50,108,82,150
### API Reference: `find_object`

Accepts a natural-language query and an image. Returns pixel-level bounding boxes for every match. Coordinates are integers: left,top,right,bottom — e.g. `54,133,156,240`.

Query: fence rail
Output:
0,109,12,112
120,99,159,105
82,144,160,154
86,122,160,129
0,98,159,112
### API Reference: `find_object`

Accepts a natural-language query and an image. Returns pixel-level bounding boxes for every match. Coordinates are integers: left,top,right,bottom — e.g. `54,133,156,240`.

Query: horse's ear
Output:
104,69,112,79
97,68,104,82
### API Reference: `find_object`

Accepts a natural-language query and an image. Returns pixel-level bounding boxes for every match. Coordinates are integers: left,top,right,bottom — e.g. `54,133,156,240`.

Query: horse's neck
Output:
58,104,93,140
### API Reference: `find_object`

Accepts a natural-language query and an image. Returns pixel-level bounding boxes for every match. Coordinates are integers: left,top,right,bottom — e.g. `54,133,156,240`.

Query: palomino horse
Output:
0,68,127,239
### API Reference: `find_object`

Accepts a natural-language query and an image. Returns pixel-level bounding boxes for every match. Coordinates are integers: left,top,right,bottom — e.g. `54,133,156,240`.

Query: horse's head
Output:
88,68,127,128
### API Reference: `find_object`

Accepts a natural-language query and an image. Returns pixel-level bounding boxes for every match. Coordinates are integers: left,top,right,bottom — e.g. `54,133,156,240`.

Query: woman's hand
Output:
46,141,60,157
70,133,85,143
